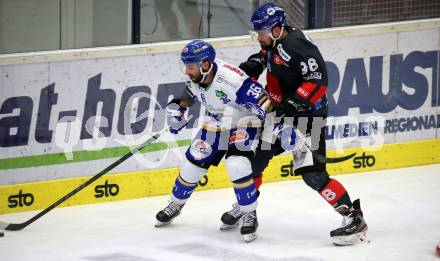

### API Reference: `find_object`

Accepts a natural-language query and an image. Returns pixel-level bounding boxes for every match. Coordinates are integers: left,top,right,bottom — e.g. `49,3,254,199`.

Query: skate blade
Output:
220,222,240,231
155,220,171,227
243,233,257,243
332,231,369,246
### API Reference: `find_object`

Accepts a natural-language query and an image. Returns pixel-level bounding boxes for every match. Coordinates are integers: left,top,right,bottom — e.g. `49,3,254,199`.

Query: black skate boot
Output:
330,199,368,245
155,201,184,227
220,203,243,230
240,210,258,242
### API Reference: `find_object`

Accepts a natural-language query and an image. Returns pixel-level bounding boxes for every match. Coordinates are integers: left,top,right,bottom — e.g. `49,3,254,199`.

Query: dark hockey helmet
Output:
181,39,216,65
251,2,287,31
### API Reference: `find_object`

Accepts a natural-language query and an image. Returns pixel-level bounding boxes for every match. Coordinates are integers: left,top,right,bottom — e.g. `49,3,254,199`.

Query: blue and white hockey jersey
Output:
185,59,271,129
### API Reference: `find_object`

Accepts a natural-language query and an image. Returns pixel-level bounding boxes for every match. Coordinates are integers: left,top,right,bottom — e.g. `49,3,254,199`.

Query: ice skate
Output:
220,203,243,230
240,210,258,242
155,201,184,227
330,199,368,245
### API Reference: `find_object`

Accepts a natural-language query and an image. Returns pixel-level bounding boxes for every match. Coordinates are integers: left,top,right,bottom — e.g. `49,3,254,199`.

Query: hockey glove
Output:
276,97,308,118
166,103,190,134
239,53,266,79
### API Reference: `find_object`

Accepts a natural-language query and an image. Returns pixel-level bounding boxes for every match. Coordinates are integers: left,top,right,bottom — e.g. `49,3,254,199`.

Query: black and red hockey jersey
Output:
258,26,328,116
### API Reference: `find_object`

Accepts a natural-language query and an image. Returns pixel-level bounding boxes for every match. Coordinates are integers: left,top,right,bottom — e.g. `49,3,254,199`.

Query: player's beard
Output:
259,40,273,50
191,74,204,84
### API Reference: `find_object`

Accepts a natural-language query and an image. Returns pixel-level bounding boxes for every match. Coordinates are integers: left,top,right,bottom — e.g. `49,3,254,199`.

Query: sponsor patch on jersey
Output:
215,90,231,104
185,80,193,89
269,93,282,104
303,72,322,81
296,87,310,99
229,129,249,143
277,44,291,62
216,75,224,83
266,72,282,104
190,139,213,160
185,81,195,96
215,90,227,97
273,54,286,65
216,75,234,86
223,64,244,76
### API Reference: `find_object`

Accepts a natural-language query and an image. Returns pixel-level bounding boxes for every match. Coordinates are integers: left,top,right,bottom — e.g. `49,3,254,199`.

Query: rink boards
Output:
1,18,440,214
1,138,439,214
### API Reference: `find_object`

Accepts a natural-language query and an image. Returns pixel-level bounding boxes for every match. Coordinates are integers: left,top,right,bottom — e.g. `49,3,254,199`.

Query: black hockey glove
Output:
239,53,266,79
276,97,308,118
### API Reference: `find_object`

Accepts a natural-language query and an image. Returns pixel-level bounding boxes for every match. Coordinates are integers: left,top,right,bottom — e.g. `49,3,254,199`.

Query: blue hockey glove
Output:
166,103,190,134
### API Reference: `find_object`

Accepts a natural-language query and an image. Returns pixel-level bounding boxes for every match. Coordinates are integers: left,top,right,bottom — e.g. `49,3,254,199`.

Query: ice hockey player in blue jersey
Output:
155,39,272,242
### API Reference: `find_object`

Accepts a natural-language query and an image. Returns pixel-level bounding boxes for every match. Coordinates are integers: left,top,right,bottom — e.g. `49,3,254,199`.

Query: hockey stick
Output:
0,127,169,231
270,105,356,164
274,115,355,164
293,127,356,164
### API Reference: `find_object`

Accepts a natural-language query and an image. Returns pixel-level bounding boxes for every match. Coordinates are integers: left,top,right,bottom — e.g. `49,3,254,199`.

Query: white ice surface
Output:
1,164,439,261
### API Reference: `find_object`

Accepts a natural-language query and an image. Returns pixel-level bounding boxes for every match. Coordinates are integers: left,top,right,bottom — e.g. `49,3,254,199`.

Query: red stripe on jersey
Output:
266,72,283,105
319,179,347,206
310,85,327,104
223,64,244,76
296,82,318,100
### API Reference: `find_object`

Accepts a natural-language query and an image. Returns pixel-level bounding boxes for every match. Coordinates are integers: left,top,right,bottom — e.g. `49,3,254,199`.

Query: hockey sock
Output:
233,178,258,213
171,175,198,204
318,179,352,215
253,174,263,190
253,174,263,198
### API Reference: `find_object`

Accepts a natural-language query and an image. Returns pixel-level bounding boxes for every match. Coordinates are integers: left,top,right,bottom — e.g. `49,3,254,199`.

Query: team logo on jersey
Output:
273,54,286,65
215,90,231,104
190,139,213,160
277,44,291,62
229,129,249,143
182,47,188,53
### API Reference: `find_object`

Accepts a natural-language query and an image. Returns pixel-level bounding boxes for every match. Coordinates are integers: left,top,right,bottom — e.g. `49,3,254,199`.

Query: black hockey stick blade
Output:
0,128,169,231
293,128,356,164
316,152,356,164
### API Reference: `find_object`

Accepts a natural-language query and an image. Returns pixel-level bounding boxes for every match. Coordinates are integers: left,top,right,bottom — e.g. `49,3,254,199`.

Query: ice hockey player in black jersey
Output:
221,2,368,246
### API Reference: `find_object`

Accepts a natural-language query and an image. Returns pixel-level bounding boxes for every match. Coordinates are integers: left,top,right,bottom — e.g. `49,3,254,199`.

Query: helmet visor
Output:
179,60,201,74
249,28,272,41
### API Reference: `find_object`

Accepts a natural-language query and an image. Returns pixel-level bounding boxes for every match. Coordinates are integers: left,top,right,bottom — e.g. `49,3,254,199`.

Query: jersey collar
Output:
198,62,218,91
